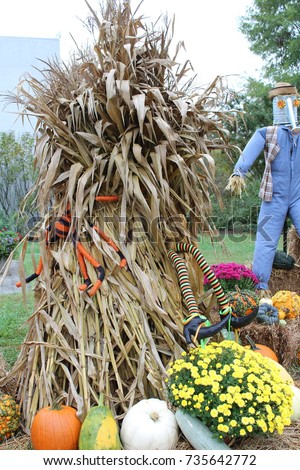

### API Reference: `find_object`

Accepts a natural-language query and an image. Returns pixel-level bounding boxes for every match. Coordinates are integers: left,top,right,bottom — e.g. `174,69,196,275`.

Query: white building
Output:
0,36,60,134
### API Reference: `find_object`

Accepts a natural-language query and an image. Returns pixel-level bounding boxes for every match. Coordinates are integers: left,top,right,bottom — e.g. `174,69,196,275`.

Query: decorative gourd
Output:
273,250,295,270
175,409,229,450
79,394,121,450
31,403,82,450
227,289,259,316
244,340,294,384
259,298,273,306
244,335,279,362
256,303,279,324
263,360,294,385
290,386,300,420
120,398,179,450
271,290,300,319
0,393,20,442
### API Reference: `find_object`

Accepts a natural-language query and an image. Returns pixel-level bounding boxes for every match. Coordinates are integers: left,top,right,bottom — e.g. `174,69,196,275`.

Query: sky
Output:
0,0,263,88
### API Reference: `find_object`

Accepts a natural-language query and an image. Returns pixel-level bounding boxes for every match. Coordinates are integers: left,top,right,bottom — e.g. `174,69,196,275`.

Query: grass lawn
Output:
13,241,41,274
0,292,34,367
200,232,256,266
0,242,38,366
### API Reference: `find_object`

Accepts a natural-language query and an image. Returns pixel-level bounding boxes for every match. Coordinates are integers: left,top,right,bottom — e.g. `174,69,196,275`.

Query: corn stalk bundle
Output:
1,0,236,429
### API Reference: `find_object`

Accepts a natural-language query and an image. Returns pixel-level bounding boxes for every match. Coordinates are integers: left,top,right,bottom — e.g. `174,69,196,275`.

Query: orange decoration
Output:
31,404,82,450
244,335,279,362
277,99,286,109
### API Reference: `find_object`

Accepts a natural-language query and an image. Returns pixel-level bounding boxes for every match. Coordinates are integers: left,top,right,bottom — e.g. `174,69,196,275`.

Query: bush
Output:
210,179,261,233
0,228,22,258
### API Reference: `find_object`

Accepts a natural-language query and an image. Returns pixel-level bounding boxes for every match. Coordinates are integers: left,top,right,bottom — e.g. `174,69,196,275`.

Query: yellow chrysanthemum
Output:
166,340,293,440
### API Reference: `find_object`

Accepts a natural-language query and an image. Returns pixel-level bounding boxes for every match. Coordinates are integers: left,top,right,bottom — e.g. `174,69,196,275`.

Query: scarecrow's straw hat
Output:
269,82,298,99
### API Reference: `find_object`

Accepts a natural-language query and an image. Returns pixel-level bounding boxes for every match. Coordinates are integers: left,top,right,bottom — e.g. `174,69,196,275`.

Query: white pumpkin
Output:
120,398,179,450
259,298,273,306
290,386,300,421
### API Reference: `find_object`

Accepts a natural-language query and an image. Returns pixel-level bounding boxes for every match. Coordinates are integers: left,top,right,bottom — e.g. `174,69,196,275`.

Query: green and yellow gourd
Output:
0,393,20,442
227,289,259,316
79,394,122,450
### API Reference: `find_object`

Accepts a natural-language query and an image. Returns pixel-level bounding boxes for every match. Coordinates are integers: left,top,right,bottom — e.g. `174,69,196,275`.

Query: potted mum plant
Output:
204,262,259,293
166,340,293,448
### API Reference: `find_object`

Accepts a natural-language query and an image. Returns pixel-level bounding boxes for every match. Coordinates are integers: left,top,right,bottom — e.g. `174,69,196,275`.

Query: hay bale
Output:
0,432,32,450
238,318,300,369
269,266,300,295
0,354,18,397
231,420,300,450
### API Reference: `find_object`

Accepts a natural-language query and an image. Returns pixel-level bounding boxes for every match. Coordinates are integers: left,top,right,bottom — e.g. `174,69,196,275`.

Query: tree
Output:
239,0,300,76
0,132,36,229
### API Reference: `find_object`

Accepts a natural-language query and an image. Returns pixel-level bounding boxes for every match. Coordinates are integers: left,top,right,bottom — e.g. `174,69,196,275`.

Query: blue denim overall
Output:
233,125,300,290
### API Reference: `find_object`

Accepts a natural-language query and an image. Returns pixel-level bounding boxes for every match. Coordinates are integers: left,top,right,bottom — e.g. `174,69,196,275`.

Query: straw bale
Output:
238,317,300,369
231,420,300,450
0,354,18,397
269,266,300,295
0,432,32,451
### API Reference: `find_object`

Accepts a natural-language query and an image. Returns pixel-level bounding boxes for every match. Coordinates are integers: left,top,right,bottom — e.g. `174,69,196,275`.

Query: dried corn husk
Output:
0,1,236,430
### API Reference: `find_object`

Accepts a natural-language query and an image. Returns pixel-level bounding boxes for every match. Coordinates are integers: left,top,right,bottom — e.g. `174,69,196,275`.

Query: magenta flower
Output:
204,262,259,293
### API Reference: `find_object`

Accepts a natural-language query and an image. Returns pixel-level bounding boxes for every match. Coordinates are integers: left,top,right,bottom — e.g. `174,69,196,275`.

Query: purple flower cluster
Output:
204,262,259,292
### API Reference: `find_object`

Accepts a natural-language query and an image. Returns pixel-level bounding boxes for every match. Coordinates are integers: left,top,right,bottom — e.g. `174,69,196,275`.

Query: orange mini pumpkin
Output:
244,335,279,362
31,403,82,450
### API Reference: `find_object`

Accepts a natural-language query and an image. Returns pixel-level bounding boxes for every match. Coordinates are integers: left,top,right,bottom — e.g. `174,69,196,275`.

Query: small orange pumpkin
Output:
244,335,279,362
31,402,82,450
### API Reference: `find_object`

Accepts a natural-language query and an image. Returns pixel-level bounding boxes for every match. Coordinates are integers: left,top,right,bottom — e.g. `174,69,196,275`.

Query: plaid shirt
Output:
258,126,280,201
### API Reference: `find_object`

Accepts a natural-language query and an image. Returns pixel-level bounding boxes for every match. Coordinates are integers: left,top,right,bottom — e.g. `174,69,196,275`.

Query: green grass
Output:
199,232,256,265
0,292,34,367
0,242,38,366
13,241,40,274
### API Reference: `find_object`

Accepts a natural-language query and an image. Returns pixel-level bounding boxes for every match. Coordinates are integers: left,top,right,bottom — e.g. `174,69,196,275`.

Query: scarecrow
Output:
226,82,300,297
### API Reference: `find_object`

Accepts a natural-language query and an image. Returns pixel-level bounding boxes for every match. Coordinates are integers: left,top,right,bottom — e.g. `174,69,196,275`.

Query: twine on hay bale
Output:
238,317,300,369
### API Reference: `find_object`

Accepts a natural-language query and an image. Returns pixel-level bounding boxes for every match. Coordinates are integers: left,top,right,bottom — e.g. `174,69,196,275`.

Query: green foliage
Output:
239,0,300,76
210,177,261,233
0,228,22,258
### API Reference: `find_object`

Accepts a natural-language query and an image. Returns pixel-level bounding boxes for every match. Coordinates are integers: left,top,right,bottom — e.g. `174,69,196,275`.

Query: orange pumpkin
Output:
244,335,279,362
31,404,82,450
